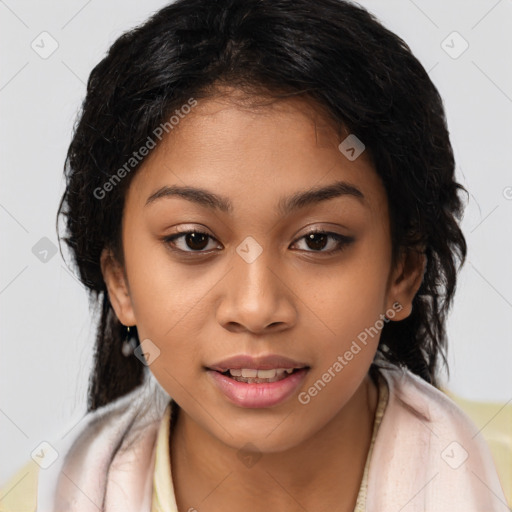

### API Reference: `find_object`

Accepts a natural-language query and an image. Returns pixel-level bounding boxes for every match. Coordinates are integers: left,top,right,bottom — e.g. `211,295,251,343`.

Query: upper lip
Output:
207,354,310,372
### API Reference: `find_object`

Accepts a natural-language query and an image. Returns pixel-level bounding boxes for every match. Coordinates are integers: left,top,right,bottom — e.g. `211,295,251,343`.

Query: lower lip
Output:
206,368,309,408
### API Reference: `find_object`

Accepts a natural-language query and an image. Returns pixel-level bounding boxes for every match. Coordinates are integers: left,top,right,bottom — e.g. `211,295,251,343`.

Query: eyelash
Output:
163,229,354,256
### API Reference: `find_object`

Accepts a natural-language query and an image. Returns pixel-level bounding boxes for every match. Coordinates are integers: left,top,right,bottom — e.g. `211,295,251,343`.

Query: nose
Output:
216,247,297,334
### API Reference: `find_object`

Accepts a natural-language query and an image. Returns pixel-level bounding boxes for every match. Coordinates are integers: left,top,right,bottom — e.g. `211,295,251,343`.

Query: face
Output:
102,89,424,453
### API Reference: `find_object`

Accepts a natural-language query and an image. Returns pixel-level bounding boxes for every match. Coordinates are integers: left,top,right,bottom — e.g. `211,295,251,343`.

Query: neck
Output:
170,373,379,512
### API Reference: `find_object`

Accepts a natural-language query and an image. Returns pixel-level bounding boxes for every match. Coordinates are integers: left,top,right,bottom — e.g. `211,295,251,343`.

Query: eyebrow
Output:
144,180,365,215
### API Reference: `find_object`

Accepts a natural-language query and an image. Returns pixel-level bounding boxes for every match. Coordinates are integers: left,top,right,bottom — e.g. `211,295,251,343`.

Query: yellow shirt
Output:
151,373,389,512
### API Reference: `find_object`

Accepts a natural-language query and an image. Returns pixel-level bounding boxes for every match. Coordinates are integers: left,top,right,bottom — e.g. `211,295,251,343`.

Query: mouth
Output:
211,367,308,384
205,366,310,408
204,354,311,407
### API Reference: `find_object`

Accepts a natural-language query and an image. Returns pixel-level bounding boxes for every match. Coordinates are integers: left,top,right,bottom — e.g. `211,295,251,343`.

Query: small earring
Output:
122,325,137,357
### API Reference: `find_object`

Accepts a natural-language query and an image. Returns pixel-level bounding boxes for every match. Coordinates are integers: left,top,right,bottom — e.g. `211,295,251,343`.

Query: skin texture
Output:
101,89,425,511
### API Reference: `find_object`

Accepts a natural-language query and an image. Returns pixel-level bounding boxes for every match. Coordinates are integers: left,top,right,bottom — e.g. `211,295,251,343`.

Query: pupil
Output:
186,232,208,250
306,233,327,251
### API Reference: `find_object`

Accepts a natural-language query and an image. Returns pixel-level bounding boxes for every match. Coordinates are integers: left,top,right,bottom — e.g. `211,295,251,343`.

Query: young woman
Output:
1,0,507,510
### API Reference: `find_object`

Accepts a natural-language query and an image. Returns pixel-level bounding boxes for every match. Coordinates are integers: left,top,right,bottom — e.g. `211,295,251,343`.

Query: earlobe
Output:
100,248,136,326
387,247,426,321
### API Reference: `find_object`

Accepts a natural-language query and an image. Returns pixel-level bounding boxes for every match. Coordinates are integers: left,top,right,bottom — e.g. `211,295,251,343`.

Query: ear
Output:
100,247,136,326
386,246,426,321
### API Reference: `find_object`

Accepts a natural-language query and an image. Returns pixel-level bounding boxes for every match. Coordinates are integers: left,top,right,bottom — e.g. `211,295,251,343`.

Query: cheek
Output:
297,239,391,384
123,227,205,335
293,276,385,423
305,252,390,345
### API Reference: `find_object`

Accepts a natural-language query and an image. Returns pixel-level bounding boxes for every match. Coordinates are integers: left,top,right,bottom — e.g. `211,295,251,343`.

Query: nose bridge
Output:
217,236,296,332
236,245,277,299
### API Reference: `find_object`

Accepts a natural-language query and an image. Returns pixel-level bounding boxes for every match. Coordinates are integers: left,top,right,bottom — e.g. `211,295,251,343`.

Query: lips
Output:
207,367,310,408
206,354,310,372
205,354,311,406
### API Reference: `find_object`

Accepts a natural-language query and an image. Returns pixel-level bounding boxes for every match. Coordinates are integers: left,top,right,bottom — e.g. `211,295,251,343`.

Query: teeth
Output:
255,369,277,379
227,368,297,379
241,369,258,378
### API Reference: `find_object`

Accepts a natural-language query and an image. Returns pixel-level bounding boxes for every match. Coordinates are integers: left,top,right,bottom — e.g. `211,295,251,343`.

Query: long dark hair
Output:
56,0,467,412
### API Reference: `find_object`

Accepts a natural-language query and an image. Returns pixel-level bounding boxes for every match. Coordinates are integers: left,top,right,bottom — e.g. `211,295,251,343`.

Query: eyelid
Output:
290,228,354,253
163,228,221,254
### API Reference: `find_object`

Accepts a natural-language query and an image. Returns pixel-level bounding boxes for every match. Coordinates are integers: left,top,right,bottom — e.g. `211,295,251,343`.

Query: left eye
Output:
291,231,353,253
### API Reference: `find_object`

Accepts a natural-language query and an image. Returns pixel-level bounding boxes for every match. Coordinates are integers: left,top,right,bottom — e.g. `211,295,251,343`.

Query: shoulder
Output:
378,363,495,448
0,386,142,512
369,364,508,510
0,375,169,512
379,364,476,429
0,459,39,512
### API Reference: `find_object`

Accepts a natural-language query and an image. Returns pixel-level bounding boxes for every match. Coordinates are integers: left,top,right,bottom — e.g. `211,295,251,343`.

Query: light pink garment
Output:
365,366,508,511
36,366,508,511
36,372,169,512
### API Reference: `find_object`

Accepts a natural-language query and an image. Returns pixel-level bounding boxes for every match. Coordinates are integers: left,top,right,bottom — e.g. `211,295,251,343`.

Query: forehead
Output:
126,91,386,218
165,89,345,153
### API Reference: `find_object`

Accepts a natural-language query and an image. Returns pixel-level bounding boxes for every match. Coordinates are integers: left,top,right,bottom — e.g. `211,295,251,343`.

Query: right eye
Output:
163,230,222,254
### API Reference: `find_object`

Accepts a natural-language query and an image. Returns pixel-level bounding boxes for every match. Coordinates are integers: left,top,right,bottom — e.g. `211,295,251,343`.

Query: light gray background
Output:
1,0,511,483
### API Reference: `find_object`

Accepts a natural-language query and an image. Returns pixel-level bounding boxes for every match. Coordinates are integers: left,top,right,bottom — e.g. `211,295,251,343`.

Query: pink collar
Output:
36,366,507,511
